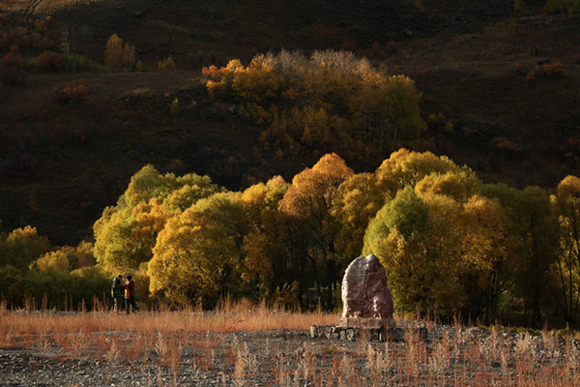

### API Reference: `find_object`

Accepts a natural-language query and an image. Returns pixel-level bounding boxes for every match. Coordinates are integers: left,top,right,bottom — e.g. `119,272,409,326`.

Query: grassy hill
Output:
1,0,579,245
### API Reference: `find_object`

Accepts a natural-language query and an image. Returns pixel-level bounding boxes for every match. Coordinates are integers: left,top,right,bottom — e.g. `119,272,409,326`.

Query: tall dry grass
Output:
0,298,339,341
3,298,580,386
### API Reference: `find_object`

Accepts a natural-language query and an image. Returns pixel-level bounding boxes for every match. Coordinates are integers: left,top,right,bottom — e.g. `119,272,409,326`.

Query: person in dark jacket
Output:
122,275,136,314
111,275,124,314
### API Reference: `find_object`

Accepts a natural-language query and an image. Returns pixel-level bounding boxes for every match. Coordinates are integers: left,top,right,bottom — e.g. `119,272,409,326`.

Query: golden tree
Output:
105,34,135,70
104,34,123,69
278,153,354,309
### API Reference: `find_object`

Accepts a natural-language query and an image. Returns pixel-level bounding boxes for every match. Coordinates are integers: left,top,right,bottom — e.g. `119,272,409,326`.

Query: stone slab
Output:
309,325,428,342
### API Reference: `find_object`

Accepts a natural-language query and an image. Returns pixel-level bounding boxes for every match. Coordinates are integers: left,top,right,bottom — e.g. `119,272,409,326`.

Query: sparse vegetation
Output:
2,300,580,386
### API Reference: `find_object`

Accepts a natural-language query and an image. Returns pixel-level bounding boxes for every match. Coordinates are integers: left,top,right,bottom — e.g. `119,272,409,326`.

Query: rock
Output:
339,254,395,328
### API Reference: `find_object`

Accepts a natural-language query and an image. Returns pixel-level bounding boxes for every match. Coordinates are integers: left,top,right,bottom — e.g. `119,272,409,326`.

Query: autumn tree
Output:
481,184,559,327
240,176,296,304
363,168,518,319
148,192,249,307
104,34,135,70
0,226,52,273
278,153,354,309
375,148,467,196
206,50,424,161
549,176,580,322
122,43,135,70
94,165,222,274
458,194,515,322
330,172,391,265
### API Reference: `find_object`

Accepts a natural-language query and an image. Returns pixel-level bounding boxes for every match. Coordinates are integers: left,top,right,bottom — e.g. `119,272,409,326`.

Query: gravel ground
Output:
1,322,579,386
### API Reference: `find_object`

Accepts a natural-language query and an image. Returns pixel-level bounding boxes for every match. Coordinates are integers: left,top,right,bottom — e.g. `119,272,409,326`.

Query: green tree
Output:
33,250,72,274
363,170,514,319
0,226,52,273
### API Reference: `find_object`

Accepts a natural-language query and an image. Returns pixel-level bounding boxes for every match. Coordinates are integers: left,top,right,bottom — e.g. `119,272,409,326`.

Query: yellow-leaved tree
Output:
94,165,223,275
278,153,354,309
104,34,136,70
549,175,580,323
148,192,248,307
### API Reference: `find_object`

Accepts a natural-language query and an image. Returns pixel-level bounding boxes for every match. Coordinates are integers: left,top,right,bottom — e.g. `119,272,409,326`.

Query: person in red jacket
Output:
122,275,136,314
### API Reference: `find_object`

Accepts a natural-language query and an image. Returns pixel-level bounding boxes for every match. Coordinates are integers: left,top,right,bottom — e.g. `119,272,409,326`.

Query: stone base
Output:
338,317,396,328
309,325,428,342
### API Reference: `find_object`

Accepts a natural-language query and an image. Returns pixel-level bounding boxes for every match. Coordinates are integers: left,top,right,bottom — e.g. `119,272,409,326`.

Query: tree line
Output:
4,149,580,328
203,50,424,165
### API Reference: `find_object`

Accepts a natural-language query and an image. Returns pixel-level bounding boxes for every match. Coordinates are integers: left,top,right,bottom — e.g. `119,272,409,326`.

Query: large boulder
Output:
339,254,395,328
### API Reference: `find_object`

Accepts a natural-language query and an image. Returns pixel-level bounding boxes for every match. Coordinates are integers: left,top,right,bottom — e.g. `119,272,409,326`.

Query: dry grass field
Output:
2,300,580,386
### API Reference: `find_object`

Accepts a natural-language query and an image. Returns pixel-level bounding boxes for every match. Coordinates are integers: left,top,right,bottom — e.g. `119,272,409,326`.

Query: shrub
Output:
31,50,61,72
536,61,567,77
53,85,87,105
62,54,107,73
545,0,580,13
1,51,24,69
525,71,536,82
170,98,180,116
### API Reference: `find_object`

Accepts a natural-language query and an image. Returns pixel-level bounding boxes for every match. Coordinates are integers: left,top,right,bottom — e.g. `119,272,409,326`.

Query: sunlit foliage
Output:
204,50,424,161
4,150,580,327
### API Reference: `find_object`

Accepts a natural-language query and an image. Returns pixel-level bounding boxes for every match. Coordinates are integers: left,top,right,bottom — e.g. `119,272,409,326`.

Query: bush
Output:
170,98,180,116
62,54,107,73
536,61,567,77
1,52,25,69
545,0,580,13
31,50,61,72
53,85,87,105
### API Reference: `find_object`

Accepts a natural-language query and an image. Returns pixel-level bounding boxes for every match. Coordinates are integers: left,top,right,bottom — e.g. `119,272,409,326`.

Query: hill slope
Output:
1,0,579,245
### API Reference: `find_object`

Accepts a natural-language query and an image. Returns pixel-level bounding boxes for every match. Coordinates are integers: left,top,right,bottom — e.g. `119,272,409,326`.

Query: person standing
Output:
123,275,136,314
111,274,124,314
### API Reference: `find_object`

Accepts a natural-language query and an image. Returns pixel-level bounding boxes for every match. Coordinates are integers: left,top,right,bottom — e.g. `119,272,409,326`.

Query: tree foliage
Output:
204,50,424,162
5,151,580,327
94,165,223,274
148,192,248,307
104,34,136,70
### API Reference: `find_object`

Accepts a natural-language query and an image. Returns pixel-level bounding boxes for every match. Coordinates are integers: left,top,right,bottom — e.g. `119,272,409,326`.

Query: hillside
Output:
1,0,579,245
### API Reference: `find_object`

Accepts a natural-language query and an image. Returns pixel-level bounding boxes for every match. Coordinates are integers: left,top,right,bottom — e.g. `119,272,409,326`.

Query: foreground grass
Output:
0,299,339,339
2,300,580,386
